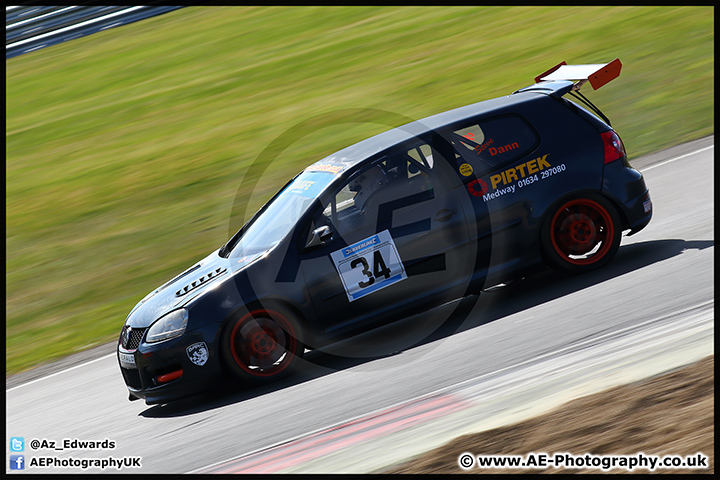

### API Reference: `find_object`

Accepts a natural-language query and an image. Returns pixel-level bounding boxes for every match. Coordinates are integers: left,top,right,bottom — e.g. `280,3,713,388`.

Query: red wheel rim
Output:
230,310,297,377
550,199,614,266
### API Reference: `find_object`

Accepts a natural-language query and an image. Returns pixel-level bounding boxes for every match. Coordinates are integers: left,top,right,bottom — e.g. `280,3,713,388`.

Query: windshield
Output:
227,170,336,258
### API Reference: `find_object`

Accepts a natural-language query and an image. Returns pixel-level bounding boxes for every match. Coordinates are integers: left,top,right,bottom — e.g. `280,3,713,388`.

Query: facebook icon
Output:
10,455,25,470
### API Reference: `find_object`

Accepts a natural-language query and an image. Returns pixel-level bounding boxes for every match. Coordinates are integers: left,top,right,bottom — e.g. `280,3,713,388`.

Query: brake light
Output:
601,130,625,164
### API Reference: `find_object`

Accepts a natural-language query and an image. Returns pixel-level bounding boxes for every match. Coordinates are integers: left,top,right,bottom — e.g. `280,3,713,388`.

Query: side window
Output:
316,141,439,240
447,114,539,174
406,144,434,171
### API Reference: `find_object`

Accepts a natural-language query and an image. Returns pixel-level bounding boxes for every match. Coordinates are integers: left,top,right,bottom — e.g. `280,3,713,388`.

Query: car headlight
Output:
146,309,189,343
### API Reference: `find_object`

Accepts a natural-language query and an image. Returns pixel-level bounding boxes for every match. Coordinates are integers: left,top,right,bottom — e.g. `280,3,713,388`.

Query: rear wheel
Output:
542,194,622,274
221,308,303,384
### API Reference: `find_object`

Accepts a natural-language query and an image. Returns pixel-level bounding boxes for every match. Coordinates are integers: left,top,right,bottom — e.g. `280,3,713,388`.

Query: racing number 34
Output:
351,250,391,288
330,230,408,302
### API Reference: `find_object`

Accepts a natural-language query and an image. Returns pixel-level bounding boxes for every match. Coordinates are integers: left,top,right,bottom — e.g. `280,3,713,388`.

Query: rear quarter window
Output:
448,114,540,175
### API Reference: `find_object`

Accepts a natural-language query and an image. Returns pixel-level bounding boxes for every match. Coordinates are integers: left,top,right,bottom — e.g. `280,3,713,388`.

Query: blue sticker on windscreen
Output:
286,171,334,198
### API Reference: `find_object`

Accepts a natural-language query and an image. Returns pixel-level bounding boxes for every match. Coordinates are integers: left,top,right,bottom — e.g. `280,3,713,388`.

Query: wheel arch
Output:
596,189,633,231
220,296,312,347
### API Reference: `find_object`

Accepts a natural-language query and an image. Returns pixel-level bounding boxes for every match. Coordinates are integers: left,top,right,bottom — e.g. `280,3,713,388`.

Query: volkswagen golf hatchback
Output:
118,59,652,404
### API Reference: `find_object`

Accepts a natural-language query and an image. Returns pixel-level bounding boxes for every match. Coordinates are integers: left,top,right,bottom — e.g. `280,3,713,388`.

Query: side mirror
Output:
305,225,332,249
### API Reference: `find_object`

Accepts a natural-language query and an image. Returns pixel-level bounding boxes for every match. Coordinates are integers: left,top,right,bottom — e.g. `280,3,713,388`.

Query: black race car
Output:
118,59,652,404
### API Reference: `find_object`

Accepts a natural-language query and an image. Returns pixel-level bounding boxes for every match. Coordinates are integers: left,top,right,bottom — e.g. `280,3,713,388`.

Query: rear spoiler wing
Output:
535,58,622,91
514,59,622,126
514,59,622,97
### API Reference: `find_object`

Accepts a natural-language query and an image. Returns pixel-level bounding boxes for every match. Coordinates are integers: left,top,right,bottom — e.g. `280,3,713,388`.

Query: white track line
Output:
6,353,115,392
5,143,713,393
640,145,713,172
6,6,78,30
6,6,144,49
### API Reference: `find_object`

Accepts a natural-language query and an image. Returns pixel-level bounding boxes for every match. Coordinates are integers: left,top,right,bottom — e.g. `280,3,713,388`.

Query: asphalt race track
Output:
6,137,714,474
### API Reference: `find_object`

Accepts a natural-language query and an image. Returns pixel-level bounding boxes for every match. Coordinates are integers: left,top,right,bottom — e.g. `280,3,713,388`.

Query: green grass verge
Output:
6,6,714,375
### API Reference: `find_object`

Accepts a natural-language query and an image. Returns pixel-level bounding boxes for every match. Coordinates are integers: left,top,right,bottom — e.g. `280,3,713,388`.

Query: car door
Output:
298,137,473,335
440,113,542,285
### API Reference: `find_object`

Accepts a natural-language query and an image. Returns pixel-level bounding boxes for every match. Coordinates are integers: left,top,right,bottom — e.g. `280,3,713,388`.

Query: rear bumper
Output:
602,157,652,234
625,190,652,235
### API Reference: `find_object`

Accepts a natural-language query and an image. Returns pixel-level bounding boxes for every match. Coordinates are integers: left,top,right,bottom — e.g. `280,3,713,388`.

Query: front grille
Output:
121,367,142,389
120,326,147,350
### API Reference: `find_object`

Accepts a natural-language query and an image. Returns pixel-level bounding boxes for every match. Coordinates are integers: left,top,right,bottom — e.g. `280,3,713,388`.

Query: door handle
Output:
434,208,457,223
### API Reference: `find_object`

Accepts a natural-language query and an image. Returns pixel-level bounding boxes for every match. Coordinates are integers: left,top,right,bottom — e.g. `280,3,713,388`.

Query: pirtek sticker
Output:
490,155,550,190
468,178,488,197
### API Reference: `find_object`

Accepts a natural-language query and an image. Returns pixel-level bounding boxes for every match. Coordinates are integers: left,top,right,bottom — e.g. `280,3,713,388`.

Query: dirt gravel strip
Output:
386,355,713,474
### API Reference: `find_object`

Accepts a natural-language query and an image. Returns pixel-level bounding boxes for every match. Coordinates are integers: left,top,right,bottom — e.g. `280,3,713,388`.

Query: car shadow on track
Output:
139,238,713,418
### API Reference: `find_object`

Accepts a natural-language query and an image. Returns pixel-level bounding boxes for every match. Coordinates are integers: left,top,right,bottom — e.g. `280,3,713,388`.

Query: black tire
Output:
220,307,303,385
541,193,622,274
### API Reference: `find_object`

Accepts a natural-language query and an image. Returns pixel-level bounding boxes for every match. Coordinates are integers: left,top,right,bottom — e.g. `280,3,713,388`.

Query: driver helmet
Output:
349,164,387,212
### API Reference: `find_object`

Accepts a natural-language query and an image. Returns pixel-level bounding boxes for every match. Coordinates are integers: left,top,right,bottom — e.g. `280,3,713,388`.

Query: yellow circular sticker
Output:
459,163,474,177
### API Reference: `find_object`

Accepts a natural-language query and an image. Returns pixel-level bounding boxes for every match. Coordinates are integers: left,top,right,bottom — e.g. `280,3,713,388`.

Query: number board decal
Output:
330,230,407,302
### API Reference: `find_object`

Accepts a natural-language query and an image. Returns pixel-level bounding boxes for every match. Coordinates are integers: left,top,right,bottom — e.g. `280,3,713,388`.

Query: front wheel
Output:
541,194,622,274
220,308,303,385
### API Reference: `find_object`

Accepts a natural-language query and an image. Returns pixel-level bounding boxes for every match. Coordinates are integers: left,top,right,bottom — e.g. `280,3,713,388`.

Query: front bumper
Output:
117,324,223,404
